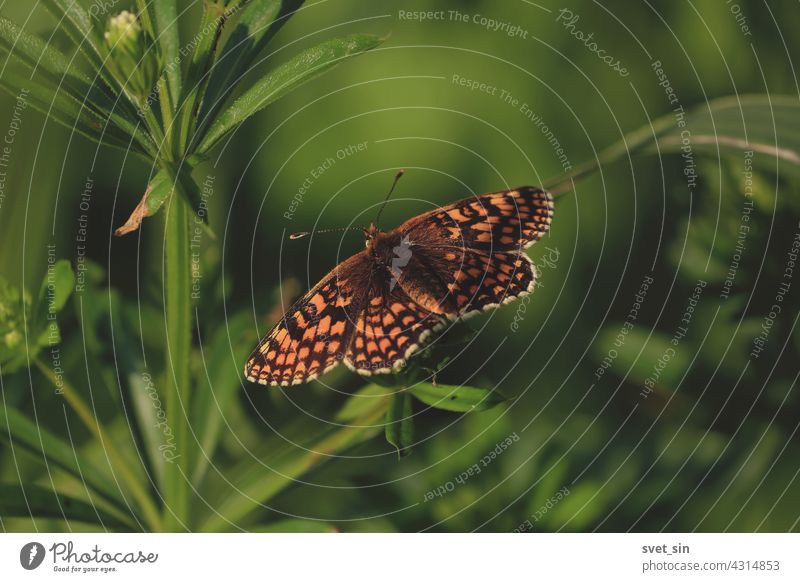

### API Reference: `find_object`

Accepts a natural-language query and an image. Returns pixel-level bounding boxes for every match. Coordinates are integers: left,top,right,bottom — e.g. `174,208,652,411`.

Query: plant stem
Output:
543,110,676,196
162,176,192,531
34,358,162,531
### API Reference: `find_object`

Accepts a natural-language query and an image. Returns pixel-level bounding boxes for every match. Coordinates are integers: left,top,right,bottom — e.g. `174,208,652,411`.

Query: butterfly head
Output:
363,223,380,248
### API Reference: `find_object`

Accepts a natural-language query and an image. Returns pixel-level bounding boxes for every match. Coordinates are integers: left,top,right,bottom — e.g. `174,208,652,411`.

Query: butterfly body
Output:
245,186,554,386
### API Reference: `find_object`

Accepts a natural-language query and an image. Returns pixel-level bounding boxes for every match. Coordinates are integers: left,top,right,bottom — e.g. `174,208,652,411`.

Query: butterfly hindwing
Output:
345,284,447,374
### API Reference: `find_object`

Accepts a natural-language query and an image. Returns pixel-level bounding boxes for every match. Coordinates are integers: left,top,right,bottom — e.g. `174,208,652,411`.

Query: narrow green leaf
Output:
410,382,506,413
127,371,167,489
40,0,118,90
0,484,135,530
151,0,182,108
199,396,389,531
177,2,231,148
35,259,74,323
197,33,383,154
201,0,303,122
0,404,127,514
0,71,144,155
545,95,800,195
190,312,251,487
335,384,390,423
385,390,414,458
648,95,800,177
0,17,153,154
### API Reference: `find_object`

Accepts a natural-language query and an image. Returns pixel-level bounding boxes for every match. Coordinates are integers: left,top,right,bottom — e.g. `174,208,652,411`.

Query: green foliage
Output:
1,0,798,534
0,260,72,373
410,382,506,413
385,390,415,457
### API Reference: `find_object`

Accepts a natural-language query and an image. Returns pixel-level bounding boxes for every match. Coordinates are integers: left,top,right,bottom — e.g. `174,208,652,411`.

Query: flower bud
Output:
4,329,21,349
104,11,159,105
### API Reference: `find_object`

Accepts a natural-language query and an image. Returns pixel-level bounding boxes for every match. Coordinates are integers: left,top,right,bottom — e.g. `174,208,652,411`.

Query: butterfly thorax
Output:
364,224,403,267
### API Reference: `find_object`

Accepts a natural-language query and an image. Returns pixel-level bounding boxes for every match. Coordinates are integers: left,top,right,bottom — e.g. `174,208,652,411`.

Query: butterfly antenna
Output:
288,226,362,240
375,169,405,229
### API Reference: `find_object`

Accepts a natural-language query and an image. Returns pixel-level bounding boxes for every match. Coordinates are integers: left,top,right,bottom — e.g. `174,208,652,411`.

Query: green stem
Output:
543,110,676,196
34,358,162,531
162,176,192,531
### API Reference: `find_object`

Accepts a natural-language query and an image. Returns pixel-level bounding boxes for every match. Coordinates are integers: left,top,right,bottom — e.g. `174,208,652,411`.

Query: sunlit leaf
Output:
410,382,506,413
197,33,384,154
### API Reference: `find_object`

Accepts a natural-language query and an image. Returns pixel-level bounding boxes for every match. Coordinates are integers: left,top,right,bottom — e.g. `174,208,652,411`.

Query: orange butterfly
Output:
245,184,553,386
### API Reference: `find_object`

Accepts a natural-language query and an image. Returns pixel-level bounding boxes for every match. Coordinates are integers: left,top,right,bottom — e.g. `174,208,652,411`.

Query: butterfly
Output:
244,185,554,386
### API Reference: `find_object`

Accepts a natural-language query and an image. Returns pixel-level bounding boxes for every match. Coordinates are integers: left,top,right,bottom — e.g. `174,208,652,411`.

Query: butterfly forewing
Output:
244,252,372,386
398,186,553,251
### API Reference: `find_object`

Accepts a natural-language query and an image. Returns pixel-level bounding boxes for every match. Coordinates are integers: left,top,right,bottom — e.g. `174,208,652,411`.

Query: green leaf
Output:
410,382,506,413
151,0,182,108
35,259,74,323
385,390,414,458
651,95,800,177
592,327,690,392
127,370,167,488
197,33,384,154
0,404,128,515
0,484,135,530
201,0,303,123
190,311,252,487
546,95,800,194
335,384,390,423
199,395,389,531
39,0,118,90
0,17,155,156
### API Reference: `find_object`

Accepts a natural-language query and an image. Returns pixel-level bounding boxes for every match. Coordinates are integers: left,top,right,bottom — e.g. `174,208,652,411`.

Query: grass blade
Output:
0,404,126,514
545,95,800,195
199,394,389,531
385,390,414,458
190,312,251,487
0,484,135,530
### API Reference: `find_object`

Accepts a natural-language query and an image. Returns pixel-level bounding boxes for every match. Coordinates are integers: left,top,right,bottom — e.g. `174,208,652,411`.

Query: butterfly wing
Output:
344,283,447,375
244,252,372,386
394,186,552,317
399,246,537,314
397,186,553,251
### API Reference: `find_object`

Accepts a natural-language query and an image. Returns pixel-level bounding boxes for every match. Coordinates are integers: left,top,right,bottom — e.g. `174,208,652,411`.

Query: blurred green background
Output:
1,0,799,532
